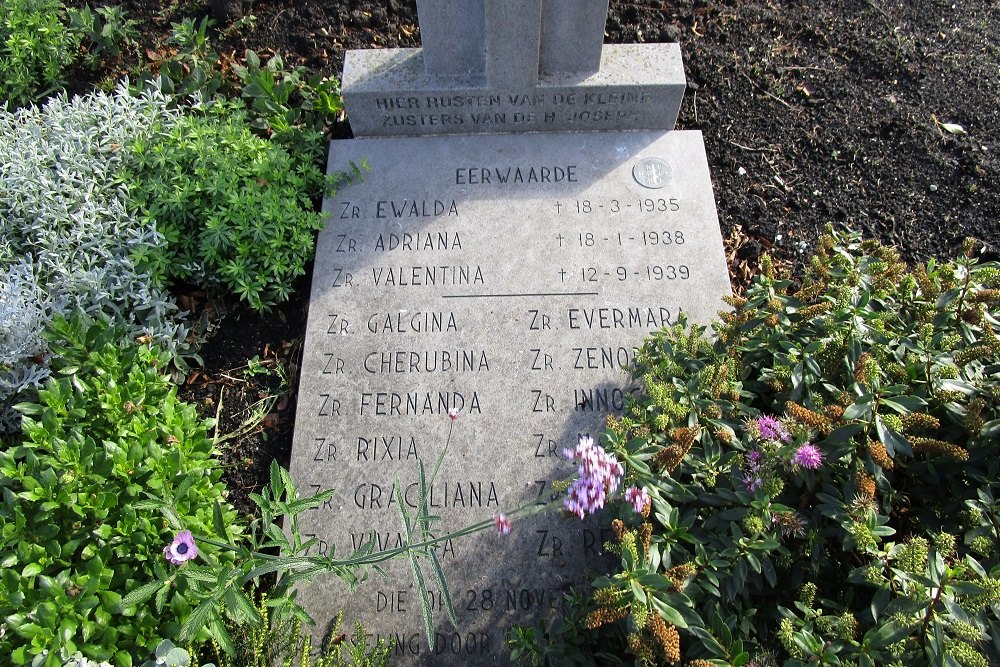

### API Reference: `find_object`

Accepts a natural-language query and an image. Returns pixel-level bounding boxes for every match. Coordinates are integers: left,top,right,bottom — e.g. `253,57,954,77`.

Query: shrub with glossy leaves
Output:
0,313,239,666
587,228,1000,665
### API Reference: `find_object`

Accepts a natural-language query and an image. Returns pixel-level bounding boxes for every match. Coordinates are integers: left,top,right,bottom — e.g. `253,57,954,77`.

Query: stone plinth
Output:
342,43,686,137
288,130,730,664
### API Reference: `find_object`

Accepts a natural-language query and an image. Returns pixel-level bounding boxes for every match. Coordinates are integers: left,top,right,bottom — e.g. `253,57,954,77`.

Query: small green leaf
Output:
880,395,927,413
408,553,434,650
212,500,227,539
428,550,457,629
843,400,873,421
630,580,647,604
122,578,167,609
649,594,687,628
178,597,219,643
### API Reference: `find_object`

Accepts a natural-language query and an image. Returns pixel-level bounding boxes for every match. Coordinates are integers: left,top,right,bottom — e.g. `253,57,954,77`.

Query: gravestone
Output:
287,2,730,664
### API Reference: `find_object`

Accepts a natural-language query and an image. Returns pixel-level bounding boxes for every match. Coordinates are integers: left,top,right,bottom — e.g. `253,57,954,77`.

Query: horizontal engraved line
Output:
441,292,599,299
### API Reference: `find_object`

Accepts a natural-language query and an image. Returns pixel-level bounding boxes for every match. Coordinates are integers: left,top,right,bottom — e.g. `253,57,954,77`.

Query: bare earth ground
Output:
63,0,1000,516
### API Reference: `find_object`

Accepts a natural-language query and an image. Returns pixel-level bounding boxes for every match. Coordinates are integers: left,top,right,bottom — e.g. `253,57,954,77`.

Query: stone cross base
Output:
343,43,686,137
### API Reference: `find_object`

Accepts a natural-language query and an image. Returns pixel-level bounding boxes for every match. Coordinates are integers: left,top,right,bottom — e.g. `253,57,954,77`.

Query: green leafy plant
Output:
152,16,226,100
136,21,343,163
0,0,80,106
145,19,343,150
121,101,334,311
67,4,140,68
209,596,389,667
232,49,343,153
582,227,1000,665
508,588,627,667
0,312,239,666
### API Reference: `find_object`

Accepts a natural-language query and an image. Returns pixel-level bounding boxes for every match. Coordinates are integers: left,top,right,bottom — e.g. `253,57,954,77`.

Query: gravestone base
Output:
343,44,686,137
288,129,730,665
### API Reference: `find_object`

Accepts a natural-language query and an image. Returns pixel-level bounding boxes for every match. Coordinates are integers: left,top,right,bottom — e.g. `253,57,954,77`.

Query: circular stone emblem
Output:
632,157,672,189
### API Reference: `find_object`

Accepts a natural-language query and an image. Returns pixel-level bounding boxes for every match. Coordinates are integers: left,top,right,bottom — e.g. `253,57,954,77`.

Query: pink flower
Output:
563,435,623,518
163,530,198,565
755,415,791,443
447,407,459,421
493,512,511,536
791,443,824,470
624,485,650,514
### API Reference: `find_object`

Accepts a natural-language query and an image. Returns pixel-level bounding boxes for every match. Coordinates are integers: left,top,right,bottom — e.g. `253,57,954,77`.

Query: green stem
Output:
191,497,554,572
916,577,945,648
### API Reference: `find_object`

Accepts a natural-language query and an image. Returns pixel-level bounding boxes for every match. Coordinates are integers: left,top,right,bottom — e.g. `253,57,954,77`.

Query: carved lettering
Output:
318,394,341,417
528,309,551,330
313,437,337,462
353,480,499,510
375,199,459,218
433,632,491,656
366,311,458,334
356,435,418,462
455,165,577,185
359,391,482,417
566,306,673,329
574,388,626,412
572,346,634,370
375,590,407,612
533,433,559,458
373,231,462,251
372,265,484,286
363,349,489,374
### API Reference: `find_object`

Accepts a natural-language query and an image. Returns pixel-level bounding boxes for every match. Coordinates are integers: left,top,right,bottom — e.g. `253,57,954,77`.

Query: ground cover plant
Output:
120,99,330,312
0,84,190,432
0,313,239,665
0,0,81,105
570,228,1000,665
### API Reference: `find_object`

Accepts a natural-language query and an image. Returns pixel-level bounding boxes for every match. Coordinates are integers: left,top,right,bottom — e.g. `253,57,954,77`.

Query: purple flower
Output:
493,512,511,536
755,415,791,443
624,486,651,514
563,435,623,518
163,530,198,565
742,474,763,493
791,443,824,470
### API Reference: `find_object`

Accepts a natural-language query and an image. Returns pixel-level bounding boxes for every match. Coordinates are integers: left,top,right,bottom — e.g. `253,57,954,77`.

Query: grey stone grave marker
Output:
287,3,731,664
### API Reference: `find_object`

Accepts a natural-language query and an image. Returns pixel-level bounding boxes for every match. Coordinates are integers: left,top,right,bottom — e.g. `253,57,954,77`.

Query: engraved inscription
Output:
359,391,482,416
372,89,659,130
375,199,459,218
372,265,485,286
373,231,463,251
353,480,500,509
367,311,458,334
364,349,489,374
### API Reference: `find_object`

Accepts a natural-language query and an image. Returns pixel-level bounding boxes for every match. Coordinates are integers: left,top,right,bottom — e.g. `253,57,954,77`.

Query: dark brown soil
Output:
63,0,1000,516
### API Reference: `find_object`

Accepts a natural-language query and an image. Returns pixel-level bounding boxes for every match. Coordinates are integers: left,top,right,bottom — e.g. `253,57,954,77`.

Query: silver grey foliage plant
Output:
0,82,190,431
